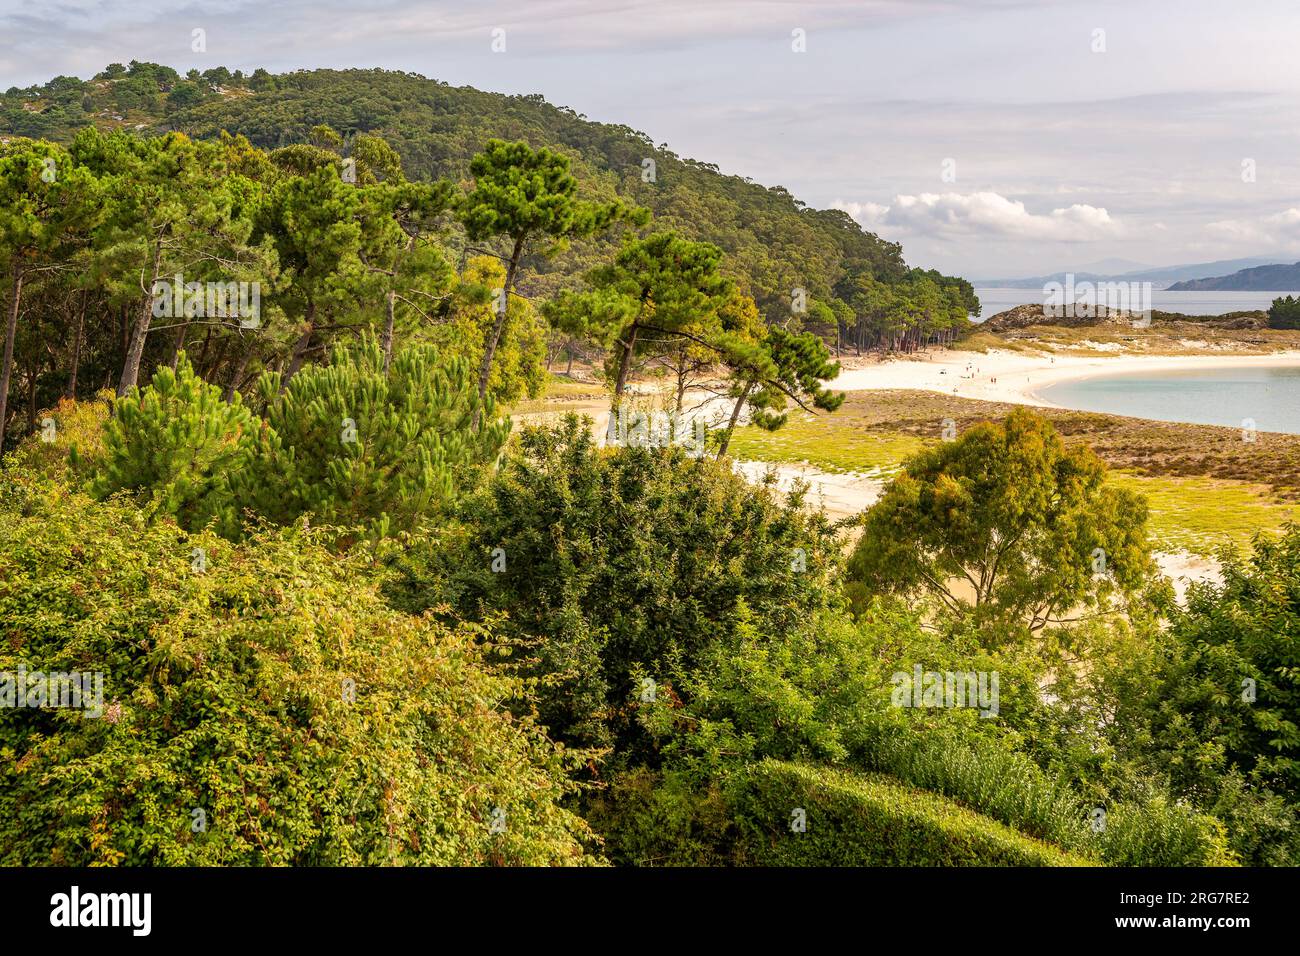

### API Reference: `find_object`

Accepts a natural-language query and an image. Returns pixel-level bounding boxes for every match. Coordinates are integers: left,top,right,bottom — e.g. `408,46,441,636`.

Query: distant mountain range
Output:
1167,261,1300,291
977,257,1290,289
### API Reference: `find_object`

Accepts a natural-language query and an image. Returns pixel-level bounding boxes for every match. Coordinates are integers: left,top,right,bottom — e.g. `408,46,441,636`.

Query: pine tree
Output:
240,335,509,542
0,139,100,448
89,352,258,536
715,319,845,459
458,139,645,426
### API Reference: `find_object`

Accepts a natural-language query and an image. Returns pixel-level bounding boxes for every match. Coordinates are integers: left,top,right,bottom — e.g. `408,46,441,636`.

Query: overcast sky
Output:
4,0,1299,278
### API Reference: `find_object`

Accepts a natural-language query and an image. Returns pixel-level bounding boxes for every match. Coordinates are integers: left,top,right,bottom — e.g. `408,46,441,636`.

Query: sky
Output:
3,0,1300,279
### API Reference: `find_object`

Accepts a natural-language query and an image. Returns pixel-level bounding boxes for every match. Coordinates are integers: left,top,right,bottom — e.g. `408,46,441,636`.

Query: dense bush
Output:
608,595,1232,866
83,338,508,543
1106,526,1300,864
391,415,842,755
0,472,592,865
88,355,258,537
588,761,1093,867
847,711,1233,866
729,761,1093,866
241,336,509,541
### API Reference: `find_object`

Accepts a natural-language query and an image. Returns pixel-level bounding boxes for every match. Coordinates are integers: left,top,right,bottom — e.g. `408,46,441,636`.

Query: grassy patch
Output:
728,413,924,474
512,374,608,415
1109,472,1298,555
541,373,606,401
726,389,1300,553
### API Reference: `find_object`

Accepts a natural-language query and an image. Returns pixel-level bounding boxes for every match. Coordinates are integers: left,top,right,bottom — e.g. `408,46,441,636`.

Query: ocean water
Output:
1037,365,1300,434
973,287,1293,319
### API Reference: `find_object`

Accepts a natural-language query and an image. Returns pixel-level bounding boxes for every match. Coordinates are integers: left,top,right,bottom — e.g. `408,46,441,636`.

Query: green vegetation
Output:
1109,473,1300,554
0,471,592,865
590,760,1094,866
728,761,1094,866
1268,294,1300,329
1,64,1296,869
846,408,1155,640
84,338,508,543
727,411,925,473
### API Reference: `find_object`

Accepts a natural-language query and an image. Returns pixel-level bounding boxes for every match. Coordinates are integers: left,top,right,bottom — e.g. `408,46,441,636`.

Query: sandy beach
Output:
830,347,1300,408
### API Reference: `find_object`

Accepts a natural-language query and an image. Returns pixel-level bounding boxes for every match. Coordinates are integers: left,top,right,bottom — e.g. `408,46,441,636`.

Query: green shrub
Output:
848,712,1233,866
89,355,257,537
7,393,110,479
394,414,842,754
242,336,509,542
0,473,593,865
588,761,1093,866
1105,525,1300,865
729,760,1093,866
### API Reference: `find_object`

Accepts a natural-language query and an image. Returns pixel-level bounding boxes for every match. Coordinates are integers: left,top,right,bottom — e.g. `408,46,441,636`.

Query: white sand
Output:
830,348,1300,408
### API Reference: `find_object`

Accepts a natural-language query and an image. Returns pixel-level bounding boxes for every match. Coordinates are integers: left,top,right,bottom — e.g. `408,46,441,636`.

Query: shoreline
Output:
831,347,1300,410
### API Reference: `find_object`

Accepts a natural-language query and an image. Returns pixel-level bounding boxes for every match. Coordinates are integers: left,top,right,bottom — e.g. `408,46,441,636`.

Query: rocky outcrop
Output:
982,303,1267,332
982,303,1137,331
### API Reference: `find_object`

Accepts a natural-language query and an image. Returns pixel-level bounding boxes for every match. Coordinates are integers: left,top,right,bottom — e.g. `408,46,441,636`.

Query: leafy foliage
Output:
391,416,840,756
0,473,593,865
846,408,1156,641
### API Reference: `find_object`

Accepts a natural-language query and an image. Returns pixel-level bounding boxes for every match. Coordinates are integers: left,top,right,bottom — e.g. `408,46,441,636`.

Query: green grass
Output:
728,413,925,474
727,393,1300,555
731,760,1098,866
1109,472,1300,555
541,373,606,400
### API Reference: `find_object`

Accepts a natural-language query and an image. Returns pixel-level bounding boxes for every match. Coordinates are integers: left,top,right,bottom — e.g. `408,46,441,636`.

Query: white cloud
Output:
832,191,1123,241
1206,208,1300,250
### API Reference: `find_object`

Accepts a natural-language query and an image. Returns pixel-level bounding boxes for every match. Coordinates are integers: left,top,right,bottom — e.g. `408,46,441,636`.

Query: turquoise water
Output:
1038,366,1300,434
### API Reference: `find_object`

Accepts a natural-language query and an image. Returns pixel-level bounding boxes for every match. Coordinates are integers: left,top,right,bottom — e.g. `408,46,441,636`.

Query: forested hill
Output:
1167,261,1300,291
0,62,976,326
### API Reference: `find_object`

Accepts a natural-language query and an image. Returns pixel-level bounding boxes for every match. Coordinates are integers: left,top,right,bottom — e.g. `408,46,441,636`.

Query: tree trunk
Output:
66,291,86,399
282,302,317,386
0,263,25,450
566,343,574,376
117,240,164,396
605,320,640,443
381,289,396,373
25,361,36,433
196,326,214,374
716,380,754,459
167,319,190,369
472,235,525,429
223,341,254,402
675,352,688,413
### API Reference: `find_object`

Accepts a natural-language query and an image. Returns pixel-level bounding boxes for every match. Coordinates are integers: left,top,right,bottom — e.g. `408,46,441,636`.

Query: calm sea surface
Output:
973,287,1293,318
1038,365,1300,434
